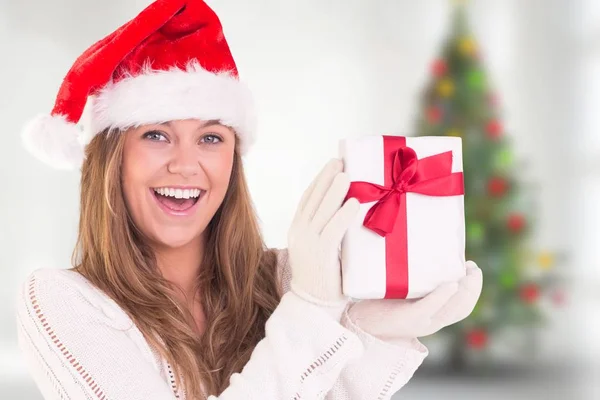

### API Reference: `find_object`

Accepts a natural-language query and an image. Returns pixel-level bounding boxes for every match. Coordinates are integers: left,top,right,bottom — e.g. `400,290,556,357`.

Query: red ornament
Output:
519,283,540,304
486,119,503,140
426,106,442,124
507,212,526,233
466,328,488,349
487,176,508,197
431,59,448,77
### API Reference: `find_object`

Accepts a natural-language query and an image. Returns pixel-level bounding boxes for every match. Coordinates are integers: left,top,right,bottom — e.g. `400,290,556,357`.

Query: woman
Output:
16,1,483,399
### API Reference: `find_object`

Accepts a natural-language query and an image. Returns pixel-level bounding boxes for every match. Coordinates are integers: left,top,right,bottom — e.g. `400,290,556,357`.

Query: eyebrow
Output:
161,119,222,129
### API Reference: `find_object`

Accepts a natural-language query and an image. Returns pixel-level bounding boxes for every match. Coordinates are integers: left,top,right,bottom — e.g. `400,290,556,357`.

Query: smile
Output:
151,186,205,216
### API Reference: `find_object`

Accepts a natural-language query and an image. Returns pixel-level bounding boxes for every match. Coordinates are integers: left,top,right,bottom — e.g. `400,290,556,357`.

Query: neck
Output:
154,235,205,303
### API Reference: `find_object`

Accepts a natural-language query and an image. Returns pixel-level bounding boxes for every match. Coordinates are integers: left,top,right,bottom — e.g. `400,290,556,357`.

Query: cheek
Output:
120,159,145,224
123,142,168,185
206,153,235,199
121,145,164,218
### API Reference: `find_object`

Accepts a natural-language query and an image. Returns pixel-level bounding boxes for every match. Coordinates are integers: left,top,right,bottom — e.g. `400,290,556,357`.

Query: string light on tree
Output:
427,106,443,124
466,328,488,349
500,270,517,289
487,176,508,197
486,119,503,140
458,36,477,57
431,59,448,77
519,283,540,304
537,251,555,270
437,78,455,97
467,69,485,90
494,147,513,171
467,222,485,243
507,212,526,233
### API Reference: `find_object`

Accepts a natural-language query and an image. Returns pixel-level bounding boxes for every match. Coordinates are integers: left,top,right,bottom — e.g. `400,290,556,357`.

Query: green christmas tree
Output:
414,2,564,369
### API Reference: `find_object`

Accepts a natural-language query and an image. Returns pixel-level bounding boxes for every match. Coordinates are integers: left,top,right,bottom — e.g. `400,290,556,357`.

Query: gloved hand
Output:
348,261,483,341
288,158,360,319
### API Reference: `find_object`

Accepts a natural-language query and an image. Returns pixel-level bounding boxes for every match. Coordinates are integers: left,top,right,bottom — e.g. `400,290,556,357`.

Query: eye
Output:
200,134,223,144
142,130,168,142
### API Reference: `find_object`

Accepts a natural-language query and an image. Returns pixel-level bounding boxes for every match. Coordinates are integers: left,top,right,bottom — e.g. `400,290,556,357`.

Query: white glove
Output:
348,261,483,340
288,158,360,319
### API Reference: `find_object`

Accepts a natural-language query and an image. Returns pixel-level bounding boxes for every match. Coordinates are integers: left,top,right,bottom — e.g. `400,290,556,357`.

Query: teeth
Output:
154,188,202,199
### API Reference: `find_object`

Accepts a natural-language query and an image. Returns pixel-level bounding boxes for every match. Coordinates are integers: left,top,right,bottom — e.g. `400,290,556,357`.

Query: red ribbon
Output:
345,136,464,298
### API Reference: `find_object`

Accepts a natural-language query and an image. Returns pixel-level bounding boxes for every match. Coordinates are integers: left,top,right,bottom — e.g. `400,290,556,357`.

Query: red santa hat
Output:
22,0,256,170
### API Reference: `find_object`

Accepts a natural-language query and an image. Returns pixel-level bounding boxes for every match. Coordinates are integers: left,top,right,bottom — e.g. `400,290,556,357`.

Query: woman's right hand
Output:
287,158,360,314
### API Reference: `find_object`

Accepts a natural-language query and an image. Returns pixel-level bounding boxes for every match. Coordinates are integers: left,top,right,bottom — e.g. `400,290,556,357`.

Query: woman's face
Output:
121,119,236,249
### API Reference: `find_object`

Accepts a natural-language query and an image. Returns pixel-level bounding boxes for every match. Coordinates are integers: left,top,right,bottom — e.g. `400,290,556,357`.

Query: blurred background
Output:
0,0,597,398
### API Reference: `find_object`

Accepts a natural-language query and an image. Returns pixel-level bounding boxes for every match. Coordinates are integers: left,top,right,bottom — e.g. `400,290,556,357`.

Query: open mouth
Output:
151,187,205,213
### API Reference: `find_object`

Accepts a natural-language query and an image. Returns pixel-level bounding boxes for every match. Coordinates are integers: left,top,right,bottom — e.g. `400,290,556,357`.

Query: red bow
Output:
346,146,464,237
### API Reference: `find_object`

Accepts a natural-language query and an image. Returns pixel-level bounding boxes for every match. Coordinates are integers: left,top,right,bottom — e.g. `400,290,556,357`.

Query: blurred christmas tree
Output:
414,1,566,369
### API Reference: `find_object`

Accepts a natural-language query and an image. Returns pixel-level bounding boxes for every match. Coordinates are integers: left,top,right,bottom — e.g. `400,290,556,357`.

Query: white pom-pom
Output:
21,114,85,170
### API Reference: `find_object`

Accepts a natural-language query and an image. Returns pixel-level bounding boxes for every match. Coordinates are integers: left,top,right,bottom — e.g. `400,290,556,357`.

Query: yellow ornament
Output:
437,78,455,97
537,252,554,269
447,129,462,137
459,37,477,56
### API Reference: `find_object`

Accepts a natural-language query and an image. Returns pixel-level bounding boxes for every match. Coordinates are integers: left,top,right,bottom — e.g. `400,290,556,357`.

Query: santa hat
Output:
22,0,256,170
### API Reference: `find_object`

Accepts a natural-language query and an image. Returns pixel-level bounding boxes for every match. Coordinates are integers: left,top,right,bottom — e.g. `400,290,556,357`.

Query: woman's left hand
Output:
347,261,483,341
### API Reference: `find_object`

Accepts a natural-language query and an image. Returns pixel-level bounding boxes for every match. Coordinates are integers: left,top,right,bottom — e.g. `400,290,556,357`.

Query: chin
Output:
151,229,203,250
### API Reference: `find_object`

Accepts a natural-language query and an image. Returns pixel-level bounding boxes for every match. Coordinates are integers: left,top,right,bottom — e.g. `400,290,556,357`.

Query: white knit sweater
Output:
15,249,428,399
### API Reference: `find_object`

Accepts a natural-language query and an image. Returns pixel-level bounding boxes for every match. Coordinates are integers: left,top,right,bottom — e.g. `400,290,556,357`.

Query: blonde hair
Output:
72,129,282,398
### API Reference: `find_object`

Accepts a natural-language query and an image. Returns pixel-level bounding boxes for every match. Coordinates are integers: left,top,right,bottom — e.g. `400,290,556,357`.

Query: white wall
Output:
0,0,594,397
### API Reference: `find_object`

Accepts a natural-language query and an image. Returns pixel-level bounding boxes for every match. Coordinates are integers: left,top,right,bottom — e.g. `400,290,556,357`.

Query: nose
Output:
167,144,200,178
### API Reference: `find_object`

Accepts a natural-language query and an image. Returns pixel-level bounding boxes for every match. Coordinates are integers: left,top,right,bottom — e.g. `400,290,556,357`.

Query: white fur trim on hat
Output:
22,114,85,170
87,61,257,154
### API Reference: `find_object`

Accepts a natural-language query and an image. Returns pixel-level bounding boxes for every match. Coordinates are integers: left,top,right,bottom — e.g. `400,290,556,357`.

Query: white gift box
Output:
339,135,466,300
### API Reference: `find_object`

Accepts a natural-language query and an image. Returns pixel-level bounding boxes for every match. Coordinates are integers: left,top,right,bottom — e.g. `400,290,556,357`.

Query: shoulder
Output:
16,268,133,330
21,267,92,289
19,267,104,303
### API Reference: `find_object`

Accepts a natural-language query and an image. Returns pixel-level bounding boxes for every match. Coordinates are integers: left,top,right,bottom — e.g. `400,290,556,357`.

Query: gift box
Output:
339,135,466,300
